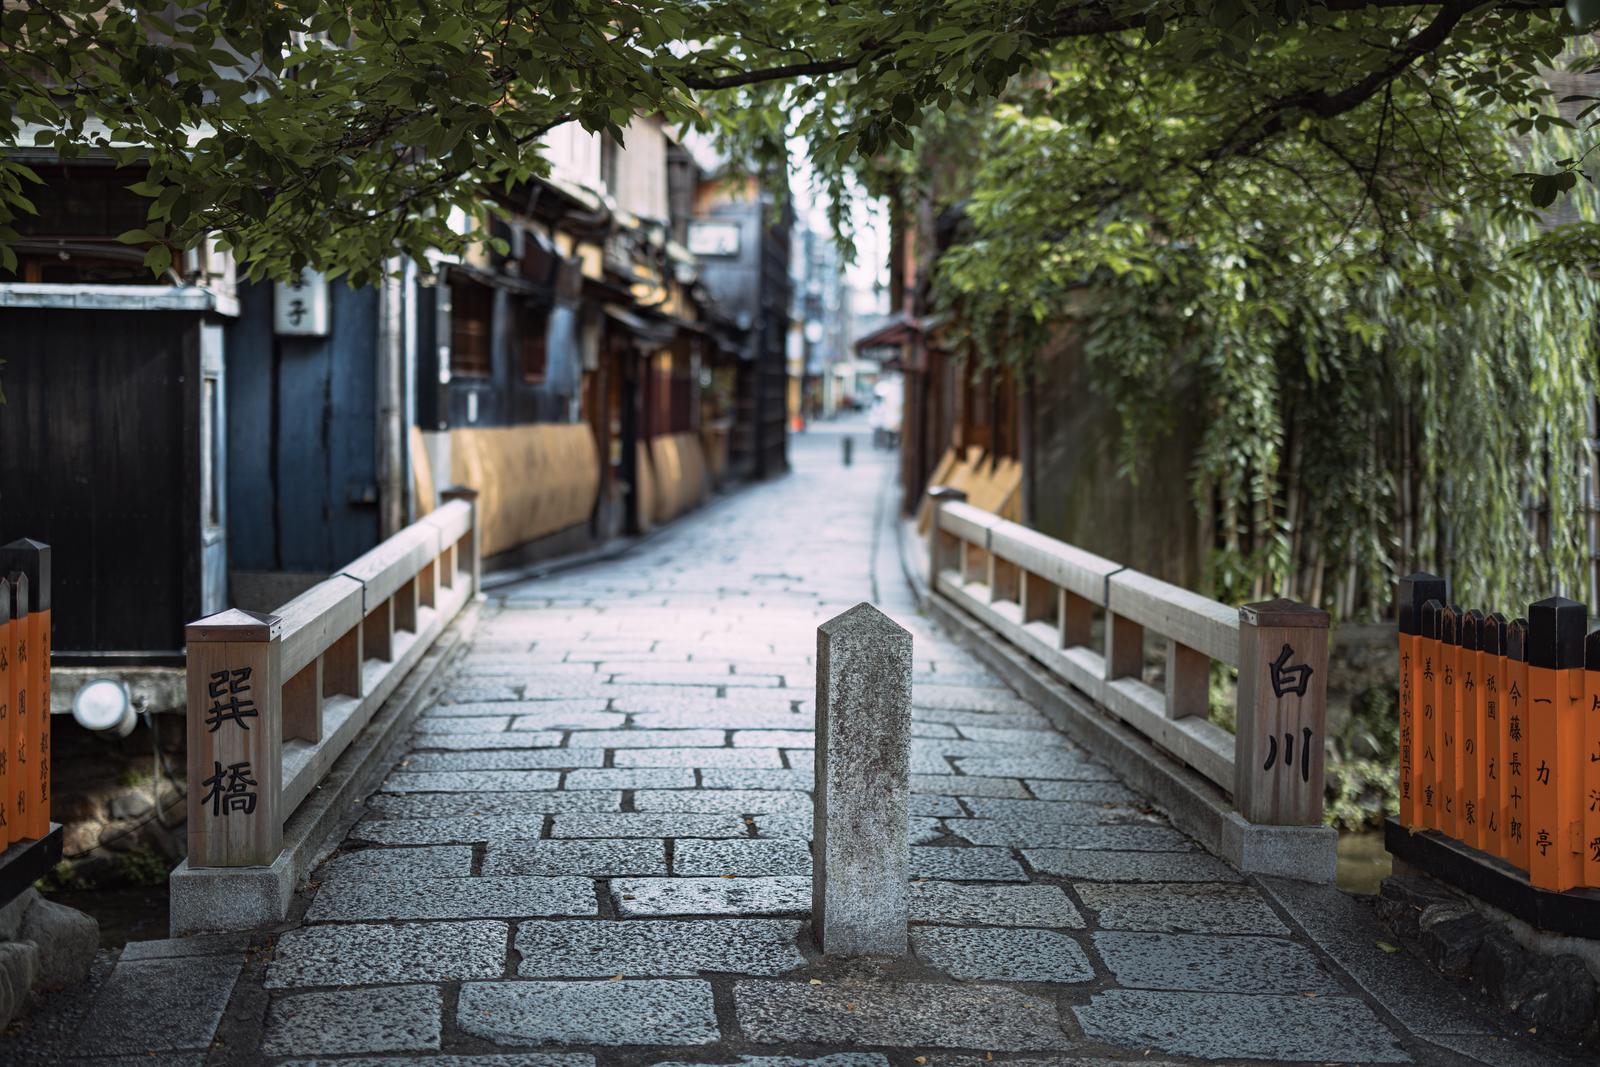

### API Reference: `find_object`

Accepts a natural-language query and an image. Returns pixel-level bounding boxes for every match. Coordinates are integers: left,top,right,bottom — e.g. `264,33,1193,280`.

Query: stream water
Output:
1337,829,1393,895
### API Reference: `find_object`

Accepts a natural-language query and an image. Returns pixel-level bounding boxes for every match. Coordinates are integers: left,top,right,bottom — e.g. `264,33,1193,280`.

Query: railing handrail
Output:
928,489,1328,827
185,491,480,868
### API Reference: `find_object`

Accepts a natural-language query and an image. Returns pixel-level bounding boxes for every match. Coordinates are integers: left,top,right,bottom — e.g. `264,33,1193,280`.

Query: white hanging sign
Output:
274,268,331,336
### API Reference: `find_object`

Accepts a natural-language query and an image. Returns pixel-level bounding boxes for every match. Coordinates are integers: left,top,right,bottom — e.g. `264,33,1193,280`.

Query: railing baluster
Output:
1165,639,1209,720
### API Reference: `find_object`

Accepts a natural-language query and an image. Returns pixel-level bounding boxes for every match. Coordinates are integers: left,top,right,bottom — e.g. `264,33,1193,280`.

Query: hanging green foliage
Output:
934,41,1600,619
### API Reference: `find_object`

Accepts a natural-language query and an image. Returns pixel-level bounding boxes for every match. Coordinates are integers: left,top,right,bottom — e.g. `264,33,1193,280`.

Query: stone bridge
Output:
5,426,1580,1066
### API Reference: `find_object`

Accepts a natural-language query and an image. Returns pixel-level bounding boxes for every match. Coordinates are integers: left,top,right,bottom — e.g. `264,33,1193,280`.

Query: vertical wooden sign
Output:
1437,605,1461,839
186,609,283,868
5,573,29,845
1504,619,1531,872
1459,610,1484,849
1397,574,1447,829
1480,613,1507,860
1419,600,1444,830
0,541,52,840
0,577,10,847
1584,630,1600,888
1525,597,1585,891
1233,599,1330,825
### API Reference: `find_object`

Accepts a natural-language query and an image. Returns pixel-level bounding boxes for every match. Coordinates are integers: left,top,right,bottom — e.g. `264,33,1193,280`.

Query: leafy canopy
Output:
929,27,1600,615
2,0,1596,283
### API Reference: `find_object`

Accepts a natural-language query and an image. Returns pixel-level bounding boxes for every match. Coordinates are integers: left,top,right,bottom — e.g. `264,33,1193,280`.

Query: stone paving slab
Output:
952,755,1119,781
1074,881,1290,934
910,846,1028,882
910,773,1029,798
613,746,785,768
267,922,508,987
954,821,1193,851
306,875,597,921
282,1057,595,1067
1022,779,1143,803
398,748,608,771
701,769,815,790
425,699,618,723
365,791,620,818
731,729,816,747
733,978,1072,1049
413,715,517,734
634,788,812,814
611,876,812,915
1073,988,1411,1062
1093,930,1345,994
1025,849,1243,882
515,918,806,976
457,979,719,1046
317,845,475,882
483,838,667,876
651,1057,887,1067
381,770,561,792
960,796,1153,823
912,926,1095,983
263,985,443,1056
75,956,243,1055
567,728,729,747
909,881,1083,927
563,768,699,790
628,707,815,730
408,731,578,750
551,813,751,838
352,816,546,845
674,837,812,876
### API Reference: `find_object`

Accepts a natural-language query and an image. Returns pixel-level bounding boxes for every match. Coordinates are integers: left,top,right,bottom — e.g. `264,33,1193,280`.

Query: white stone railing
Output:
926,489,1330,826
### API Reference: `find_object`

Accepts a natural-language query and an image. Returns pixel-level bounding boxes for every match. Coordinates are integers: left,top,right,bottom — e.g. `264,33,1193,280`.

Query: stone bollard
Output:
842,437,853,467
813,602,913,956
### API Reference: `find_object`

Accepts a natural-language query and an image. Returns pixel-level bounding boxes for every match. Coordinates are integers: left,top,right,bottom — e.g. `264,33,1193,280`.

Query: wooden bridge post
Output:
1234,598,1329,825
186,609,283,867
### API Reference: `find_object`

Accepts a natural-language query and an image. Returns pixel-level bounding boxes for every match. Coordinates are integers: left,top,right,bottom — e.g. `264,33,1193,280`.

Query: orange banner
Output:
1504,619,1531,873
28,607,48,840
1419,600,1444,830
1525,597,1585,891
1397,574,1446,829
0,578,10,848
1438,605,1462,839
5,573,26,846
1480,613,1507,861
1459,611,1485,850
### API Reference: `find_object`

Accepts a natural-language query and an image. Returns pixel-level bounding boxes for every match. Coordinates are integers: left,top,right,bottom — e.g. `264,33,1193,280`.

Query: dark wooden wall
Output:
226,282,381,574
0,309,195,653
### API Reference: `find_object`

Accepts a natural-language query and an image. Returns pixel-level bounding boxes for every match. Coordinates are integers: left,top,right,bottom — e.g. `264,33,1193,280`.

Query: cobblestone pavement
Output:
46,425,1586,1066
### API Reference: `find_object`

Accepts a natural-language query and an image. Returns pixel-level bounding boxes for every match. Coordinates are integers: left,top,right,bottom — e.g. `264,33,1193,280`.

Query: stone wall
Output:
53,717,186,889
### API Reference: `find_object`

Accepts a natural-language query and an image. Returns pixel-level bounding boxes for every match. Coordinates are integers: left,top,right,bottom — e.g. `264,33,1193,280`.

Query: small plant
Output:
36,861,87,893
114,847,170,887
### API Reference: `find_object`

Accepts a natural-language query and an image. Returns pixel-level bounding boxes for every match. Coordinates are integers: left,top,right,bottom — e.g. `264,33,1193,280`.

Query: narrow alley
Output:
33,425,1568,1066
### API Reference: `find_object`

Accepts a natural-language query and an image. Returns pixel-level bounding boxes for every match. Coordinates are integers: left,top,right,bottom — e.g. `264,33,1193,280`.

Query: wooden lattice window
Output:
449,277,492,378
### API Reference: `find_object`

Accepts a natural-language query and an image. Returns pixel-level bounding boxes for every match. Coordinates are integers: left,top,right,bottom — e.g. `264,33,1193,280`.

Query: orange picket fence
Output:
1397,574,1597,892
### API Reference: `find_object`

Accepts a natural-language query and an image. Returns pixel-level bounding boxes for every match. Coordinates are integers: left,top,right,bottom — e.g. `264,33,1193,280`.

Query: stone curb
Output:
894,511,1337,884
169,600,482,935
